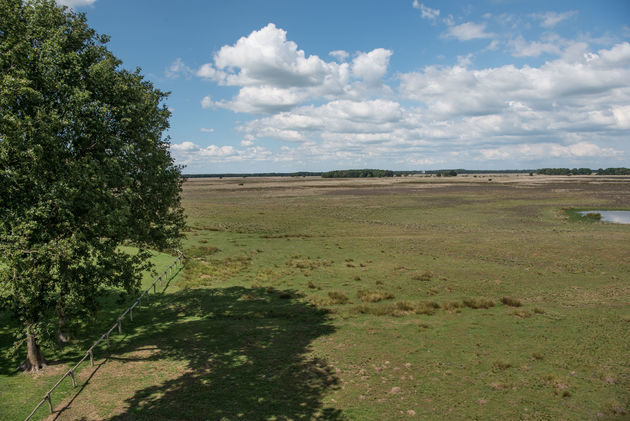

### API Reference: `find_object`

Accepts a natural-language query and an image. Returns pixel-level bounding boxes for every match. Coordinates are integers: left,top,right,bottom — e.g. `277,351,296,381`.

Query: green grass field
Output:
1,174,629,420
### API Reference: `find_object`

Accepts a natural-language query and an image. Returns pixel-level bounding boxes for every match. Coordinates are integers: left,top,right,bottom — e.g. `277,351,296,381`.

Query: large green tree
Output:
0,0,185,371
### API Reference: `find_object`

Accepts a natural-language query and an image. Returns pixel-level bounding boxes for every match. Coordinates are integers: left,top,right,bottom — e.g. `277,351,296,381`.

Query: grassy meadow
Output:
1,174,629,420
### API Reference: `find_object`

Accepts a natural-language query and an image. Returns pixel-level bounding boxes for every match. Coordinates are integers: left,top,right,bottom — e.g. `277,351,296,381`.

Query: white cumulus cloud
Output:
222,42,630,168
532,11,577,28
55,0,96,7
201,96,213,109
413,1,440,20
196,23,392,114
166,58,193,79
352,49,392,85
445,22,494,41
330,50,350,61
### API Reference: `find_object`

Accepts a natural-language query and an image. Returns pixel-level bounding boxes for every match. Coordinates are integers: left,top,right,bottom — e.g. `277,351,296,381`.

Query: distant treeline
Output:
321,169,394,178
185,172,322,178
183,167,630,179
536,167,630,175
422,169,532,175
596,167,630,175
536,168,592,175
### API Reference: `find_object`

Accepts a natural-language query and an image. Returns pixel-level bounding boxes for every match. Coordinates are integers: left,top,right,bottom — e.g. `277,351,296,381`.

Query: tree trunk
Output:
20,333,46,372
57,300,70,343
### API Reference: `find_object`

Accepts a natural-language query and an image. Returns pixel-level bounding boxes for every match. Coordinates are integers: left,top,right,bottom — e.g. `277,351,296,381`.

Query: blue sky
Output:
60,0,630,173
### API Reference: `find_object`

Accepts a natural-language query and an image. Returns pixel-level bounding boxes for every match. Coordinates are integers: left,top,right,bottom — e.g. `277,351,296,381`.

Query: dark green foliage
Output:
0,0,185,369
436,170,457,177
584,212,602,220
596,167,630,175
321,169,394,178
536,168,593,175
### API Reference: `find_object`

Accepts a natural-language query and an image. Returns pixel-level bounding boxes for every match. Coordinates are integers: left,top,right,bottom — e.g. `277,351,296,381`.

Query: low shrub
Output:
585,212,602,220
501,296,522,307
463,298,495,309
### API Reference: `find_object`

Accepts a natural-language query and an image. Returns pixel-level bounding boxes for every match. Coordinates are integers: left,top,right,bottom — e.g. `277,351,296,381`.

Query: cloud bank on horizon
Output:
65,1,630,172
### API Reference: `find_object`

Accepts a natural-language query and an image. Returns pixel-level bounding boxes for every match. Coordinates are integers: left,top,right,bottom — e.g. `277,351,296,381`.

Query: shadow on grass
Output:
91,286,343,420
0,267,184,377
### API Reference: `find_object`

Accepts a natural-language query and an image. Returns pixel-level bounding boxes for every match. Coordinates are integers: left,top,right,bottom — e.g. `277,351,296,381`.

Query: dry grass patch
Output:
351,300,439,317
513,309,532,318
328,291,349,304
357,289,395,303
442,301,463,311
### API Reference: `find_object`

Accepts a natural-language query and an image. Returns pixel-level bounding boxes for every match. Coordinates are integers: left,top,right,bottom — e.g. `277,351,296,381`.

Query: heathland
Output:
1,174,629,420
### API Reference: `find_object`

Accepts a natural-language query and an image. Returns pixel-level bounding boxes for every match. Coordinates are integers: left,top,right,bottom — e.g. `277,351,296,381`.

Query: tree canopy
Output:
0,0,185,371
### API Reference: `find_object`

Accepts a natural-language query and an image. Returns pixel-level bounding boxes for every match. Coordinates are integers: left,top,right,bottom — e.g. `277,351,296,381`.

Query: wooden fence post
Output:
70,369,77,387
46,393,53,413
89,350,94,367
117,319,122,334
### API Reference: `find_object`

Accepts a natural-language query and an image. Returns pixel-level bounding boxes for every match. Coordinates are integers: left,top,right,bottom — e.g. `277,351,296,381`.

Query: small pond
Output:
579,210,630,224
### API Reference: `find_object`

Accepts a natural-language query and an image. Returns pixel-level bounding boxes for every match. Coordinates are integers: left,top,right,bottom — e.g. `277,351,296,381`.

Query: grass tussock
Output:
501,296,522,307
351,300,439,317
357,289,395,303
286,256,333,270
442,301,463,310
184,245,221,258
180,254,251,288
493,360,512,371
513,309,532,318
463,298,495,309
328,291,349,305
412,270,434,281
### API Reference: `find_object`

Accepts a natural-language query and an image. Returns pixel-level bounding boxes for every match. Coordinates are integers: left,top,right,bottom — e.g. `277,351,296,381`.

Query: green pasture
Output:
1,176,629,419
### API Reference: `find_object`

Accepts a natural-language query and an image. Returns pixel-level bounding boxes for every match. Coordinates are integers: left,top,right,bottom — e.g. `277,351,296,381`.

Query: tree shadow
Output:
102,286,343,420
